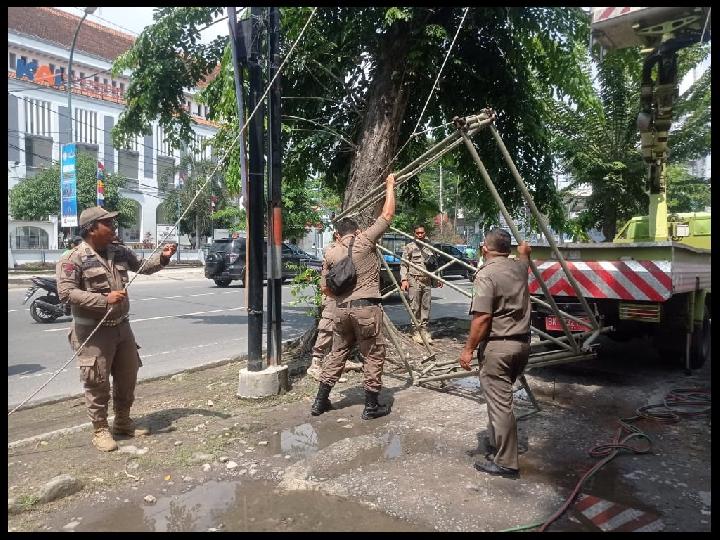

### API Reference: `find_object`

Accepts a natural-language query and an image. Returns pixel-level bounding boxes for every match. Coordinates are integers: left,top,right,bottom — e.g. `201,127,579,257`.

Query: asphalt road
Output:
8,275,475,408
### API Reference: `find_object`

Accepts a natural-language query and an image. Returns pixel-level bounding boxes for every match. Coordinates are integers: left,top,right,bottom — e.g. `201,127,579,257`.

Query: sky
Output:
55,6,228,43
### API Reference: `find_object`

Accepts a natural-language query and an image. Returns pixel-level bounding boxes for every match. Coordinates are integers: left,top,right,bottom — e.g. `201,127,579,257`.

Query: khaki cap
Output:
79,207,119,227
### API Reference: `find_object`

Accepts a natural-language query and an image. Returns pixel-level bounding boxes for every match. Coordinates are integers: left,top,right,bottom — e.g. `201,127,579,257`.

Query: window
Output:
14,226,49,249
103,78,108,86
73,108,98,144
119,82,125,93
196,104,202,116
156,124,174,156
186,100,191,111
9,52,16,69
193,134,211,161
24,99,52,137
118,148,139,190
112,80,117,88
49,63,55,73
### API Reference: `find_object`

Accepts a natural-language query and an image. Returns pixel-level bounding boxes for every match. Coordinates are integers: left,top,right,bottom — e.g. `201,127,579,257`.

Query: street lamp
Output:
67,6,97,142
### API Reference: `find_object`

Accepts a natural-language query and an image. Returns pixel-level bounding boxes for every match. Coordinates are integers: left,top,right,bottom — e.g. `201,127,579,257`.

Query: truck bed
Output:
527,241,711,301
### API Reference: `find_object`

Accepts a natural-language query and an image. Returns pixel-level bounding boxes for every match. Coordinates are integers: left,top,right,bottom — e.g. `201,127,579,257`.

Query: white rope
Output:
8,6,320,417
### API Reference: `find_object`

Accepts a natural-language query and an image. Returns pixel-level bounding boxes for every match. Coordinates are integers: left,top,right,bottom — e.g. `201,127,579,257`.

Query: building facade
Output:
7,7,218,256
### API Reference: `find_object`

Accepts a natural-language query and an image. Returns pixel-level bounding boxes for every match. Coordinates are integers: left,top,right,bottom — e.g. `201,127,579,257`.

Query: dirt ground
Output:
7,318,711,532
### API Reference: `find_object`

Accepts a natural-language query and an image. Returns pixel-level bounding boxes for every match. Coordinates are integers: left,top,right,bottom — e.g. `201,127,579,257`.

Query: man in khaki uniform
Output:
459,228,531,479
57,207,177,452
311,174,396,420
307,232,362,381
400,225,442,344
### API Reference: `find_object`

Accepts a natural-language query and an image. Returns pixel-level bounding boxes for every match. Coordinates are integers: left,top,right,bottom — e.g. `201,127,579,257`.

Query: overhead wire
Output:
8,5,320,417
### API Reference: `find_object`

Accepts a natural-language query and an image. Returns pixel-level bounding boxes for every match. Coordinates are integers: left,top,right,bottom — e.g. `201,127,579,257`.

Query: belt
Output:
487,334,531,343
336,298,381,308
74,315,129,327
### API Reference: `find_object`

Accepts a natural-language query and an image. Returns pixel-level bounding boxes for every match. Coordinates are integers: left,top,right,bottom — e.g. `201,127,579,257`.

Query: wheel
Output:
30,295,60,323
689,305,711,369
214,279,232,288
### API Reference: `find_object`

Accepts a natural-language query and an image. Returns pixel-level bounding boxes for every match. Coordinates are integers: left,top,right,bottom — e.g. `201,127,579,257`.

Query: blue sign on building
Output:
61,144,78,227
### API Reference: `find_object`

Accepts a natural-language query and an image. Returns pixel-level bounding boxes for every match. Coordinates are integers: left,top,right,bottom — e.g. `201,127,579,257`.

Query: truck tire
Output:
214,278,232,288
689,305,711,369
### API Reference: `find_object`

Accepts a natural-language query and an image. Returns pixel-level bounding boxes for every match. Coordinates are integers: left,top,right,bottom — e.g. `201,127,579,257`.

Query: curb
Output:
7,336,307,448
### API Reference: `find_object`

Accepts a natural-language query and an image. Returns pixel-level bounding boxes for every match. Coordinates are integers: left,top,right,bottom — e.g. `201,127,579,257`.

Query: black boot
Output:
311,382,334,416
361,390,390,420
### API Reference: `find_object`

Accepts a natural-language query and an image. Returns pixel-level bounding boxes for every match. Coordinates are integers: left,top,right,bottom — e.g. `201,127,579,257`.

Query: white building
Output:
7,6,218,256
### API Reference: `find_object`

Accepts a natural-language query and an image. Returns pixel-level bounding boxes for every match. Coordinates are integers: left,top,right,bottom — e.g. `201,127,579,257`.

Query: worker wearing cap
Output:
56,207,177,452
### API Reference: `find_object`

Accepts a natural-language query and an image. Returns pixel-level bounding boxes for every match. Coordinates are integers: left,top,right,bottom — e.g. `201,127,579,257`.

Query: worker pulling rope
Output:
8,7,320,418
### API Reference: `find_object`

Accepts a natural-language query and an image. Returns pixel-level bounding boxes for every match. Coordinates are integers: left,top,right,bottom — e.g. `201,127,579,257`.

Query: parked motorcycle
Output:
22,276,71,323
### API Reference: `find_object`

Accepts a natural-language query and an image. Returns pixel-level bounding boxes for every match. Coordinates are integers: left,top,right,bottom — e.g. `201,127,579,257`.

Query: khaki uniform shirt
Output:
57,241,165,322
320,241,336,309
400,240,434,281
469,256,531,337
320,216,390,303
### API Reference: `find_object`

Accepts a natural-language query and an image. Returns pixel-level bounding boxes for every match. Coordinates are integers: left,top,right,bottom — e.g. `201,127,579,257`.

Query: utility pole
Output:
245,7,266,370
266,6,283,366
439,164,443,235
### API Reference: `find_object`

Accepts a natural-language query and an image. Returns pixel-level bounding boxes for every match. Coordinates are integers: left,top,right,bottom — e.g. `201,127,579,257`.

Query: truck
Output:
529,7,711,369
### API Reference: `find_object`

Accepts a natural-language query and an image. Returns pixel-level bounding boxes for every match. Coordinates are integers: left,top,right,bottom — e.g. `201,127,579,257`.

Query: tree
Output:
9,152,137,227
666,163,711,213
112,7,593,234
160,155,225,246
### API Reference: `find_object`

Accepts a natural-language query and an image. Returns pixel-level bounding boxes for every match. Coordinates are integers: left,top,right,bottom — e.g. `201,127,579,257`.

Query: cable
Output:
8,5,320,417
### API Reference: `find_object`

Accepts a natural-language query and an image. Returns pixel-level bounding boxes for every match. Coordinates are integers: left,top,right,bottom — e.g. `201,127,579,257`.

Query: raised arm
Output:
380,174,396,222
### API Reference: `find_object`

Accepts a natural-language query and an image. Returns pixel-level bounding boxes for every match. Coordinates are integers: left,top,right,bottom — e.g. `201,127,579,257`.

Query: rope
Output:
511,386,712,532
8,6,320,417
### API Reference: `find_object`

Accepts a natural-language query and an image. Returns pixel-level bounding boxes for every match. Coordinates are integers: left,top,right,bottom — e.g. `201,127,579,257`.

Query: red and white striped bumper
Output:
529,260,672,302
575,493,664,532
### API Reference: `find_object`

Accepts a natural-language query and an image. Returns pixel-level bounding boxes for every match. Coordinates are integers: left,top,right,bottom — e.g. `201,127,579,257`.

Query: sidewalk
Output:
6,322,712,532
8,265,205,288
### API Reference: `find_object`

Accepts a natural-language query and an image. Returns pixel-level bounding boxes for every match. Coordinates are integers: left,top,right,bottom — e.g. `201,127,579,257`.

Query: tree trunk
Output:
343,27,412,227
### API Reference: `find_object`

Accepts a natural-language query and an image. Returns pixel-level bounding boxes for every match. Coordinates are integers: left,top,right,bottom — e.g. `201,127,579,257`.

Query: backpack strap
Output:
347,236,356,258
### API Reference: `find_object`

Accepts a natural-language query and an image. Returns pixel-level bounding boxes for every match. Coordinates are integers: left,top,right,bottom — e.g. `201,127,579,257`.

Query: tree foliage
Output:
112,7,595,237
9,152,137,227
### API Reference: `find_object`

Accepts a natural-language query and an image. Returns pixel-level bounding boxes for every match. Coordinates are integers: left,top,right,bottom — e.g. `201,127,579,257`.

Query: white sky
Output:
56,7,228,43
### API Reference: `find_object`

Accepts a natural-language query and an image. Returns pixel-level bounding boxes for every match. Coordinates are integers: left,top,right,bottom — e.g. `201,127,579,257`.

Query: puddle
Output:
63,478,424,531
270,422,438,464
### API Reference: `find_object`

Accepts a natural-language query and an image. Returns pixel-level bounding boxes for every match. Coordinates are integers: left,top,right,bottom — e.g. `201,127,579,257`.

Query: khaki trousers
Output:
311,303,335,359
320,304,385,392
478,340,530,470
69,321,142,423
408,275,432,328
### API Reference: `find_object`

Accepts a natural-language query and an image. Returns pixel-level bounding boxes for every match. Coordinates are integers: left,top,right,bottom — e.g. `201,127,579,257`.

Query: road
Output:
8,275,475,408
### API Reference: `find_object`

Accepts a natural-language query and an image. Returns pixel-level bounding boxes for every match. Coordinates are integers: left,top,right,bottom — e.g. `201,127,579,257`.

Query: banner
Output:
60,144,78,227
96,161,105,207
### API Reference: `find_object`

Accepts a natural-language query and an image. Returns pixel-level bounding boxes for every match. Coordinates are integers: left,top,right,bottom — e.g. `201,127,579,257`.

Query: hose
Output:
503,387,710,532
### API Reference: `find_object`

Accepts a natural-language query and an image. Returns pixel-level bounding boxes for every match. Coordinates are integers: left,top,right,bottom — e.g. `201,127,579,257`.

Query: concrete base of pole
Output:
237,365,290,399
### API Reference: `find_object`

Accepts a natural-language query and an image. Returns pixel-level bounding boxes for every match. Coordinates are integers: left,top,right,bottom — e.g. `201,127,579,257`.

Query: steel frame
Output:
340,109,612,387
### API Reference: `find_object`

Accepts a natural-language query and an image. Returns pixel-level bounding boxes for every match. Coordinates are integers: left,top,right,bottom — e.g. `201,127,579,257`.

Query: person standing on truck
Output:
311,174,396,420
400,225,442,344
459,228,532,479
57,206,177,452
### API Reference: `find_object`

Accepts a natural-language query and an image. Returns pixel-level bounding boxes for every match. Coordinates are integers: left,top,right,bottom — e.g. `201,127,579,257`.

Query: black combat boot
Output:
361,390,390,420
310,382,334,416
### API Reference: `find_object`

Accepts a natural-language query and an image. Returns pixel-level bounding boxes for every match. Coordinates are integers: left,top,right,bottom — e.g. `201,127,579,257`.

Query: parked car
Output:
433,243,478,281
204,237,322,287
